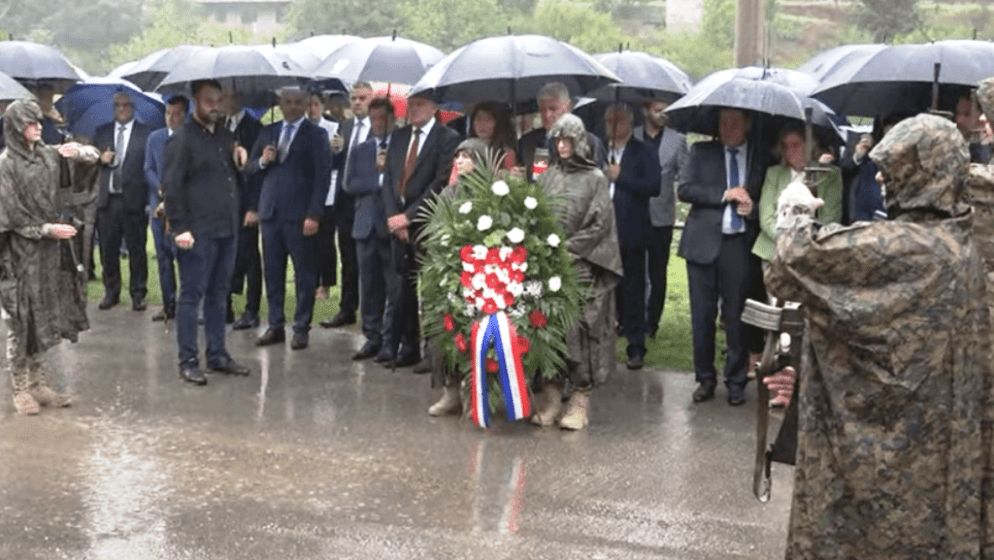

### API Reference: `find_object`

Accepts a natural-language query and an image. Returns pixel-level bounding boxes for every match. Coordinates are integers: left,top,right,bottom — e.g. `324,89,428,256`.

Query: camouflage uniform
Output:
768,114,994,559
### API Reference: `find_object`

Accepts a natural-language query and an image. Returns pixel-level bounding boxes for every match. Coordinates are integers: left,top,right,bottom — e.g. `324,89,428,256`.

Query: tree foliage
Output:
398,0,509,52
517,2,626,54
286,0,401,39
856,0,922,42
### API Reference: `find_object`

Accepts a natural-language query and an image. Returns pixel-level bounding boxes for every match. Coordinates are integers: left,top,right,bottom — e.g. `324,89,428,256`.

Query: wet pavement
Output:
0,306,793,559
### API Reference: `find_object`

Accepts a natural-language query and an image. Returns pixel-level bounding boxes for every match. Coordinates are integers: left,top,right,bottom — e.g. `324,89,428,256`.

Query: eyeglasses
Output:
114,102,132,108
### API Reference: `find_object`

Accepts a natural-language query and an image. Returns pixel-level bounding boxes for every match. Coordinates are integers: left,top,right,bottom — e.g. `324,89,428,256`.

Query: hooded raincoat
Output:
0,100,98,364
767,114,994,559
540,114,622,388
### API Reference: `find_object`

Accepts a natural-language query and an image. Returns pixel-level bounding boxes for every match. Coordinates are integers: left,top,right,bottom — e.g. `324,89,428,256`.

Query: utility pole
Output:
735,0,765,67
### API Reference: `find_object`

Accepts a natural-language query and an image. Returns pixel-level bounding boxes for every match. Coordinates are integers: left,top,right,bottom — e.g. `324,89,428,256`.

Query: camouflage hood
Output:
978,77,994,124
869,113,969,217
547,113,596,171
455,137,492,167
3,99,45,161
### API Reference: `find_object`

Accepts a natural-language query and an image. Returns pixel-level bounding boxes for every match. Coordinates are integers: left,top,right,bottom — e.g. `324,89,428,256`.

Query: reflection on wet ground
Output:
0,307,792,559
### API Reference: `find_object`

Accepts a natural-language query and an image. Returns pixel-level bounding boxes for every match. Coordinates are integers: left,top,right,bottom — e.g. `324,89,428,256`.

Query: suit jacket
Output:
610,137,661,248
231,113,262,215
382,120,462,225
246,118,331,224
143,127,170,208
677,140,768,265
94,119,153,212
633,125,689,228
344,137,388,241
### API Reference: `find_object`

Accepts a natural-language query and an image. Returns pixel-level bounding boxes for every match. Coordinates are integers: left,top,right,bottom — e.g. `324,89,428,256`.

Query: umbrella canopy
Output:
0,41,83,92
812,40,994,116
293,34,361,60
0,70,34,102
588,50,691,103
797,44,887,82
312,35,445,86
55,77,165,141
667,66,842,146
156,45,310,107
408,34,619,108
112,45,212,91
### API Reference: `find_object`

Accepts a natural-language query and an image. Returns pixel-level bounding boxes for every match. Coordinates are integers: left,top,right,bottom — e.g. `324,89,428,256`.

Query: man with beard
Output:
163,80,250,385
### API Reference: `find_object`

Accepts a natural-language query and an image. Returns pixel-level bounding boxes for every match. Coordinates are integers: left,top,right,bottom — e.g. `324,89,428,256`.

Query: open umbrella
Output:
408,34,619,109
588,50,691,103
0,70,34,101
156,45,310,107
0,41,83,92
55,77,165,141
111,45,212,91
797,44,887,82
812,40,994,116
293,34,361,60
312,34,445,86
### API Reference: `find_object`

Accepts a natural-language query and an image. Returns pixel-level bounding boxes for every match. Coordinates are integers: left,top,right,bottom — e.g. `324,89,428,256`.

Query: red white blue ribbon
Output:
470,312,531,428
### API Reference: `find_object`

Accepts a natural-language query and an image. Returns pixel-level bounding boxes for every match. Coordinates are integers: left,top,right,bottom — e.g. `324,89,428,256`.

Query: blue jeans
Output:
175,235,237,368
150,216,177,310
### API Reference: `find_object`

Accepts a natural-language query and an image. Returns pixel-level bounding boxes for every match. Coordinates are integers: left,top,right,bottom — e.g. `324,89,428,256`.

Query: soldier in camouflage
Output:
766,113,994,559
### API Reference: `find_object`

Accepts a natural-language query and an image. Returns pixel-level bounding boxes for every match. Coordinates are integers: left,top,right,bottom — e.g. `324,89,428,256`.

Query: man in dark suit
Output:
246,87,332,350
677,108,767,406
344,97,395,360
380,92,462,367
224,92,264,330
319,82,372,328
94,91,153,311
518,81,608,182
604,104,661,370
143,95,188,322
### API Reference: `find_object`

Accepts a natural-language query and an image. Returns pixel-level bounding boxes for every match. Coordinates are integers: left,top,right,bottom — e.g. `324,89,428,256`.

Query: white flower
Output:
547,233,561,247
491,180,510,196
525,281,543,297
499,246,513,261
548,276,562,292
472,273,486,291
459,202,473,214
462,262,475,272
506,227,525,244
524,196,538,210
508,283,524,297
475,297,485,310
496,268,510,284
473,245,488,260
518,262,528,272
465,304,476,317
477,215,493,231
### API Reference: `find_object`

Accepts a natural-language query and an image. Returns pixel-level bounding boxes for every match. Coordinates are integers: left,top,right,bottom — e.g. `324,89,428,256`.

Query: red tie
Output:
399,128,421,199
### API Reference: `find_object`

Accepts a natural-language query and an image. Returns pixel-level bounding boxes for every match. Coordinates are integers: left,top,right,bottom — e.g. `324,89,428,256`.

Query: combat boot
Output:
428,386,462,416
559,387,590,431
531,383,563,427
27,366,72,408
10,369,39,415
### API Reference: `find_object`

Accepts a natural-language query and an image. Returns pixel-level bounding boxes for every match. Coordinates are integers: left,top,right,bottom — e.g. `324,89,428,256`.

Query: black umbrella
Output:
408,34,619,108
312,34,445,86
111,45,212,91
155,45,310,107
797,44,886,82
0,70,33,101
588,50,691,103
293,34,361,60
0,41,83,92
812,40,994,116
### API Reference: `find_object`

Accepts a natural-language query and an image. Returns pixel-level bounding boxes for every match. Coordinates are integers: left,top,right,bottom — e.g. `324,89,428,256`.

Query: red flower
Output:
454,333,468,353
482,299,498,315
503,293,515,307
485,273,502,290
512,246,528,263
460,271,473,288
465,294,476,304
473,262,486,274
460,245,475,263
485,248,501,265
509,270,525,283
529,310,547,328
486,358,499,373
443,313,455,331
517,335,530,353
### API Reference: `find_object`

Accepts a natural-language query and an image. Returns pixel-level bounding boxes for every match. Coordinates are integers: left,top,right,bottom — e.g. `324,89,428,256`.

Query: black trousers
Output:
96,195,147,302
317,205,358,317
231,222,262,316
616,244,647,357
382,240,419,358
686,233,752,390
646,225,674,335
355,234,391,347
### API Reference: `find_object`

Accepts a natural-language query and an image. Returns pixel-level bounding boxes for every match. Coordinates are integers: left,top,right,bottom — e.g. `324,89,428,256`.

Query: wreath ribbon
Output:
469,312,531,428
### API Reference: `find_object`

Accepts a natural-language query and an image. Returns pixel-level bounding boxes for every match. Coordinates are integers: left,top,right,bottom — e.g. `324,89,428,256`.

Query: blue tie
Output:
728,147,743,230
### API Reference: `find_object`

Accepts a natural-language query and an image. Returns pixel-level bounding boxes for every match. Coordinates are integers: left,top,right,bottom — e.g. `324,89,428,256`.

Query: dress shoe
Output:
727,387,747,406
231,312,259,330
226,307,235,324
208,357,250,376
319,312,357,328
256,328,285,346
412,357,432,374
151,306,174,322
179,365,207,386
291,332,309,350
98,296,118,310
132,297,147,311
393,351,420,369
692,381,716,403
352,341,380,361
626,353,644,370
373,349,396,364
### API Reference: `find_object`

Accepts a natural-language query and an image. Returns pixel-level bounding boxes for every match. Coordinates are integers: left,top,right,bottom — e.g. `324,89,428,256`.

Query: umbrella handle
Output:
931,62,940,112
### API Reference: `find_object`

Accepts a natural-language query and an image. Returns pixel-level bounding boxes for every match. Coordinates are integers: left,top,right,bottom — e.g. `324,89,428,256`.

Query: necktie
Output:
399,128,420,199
278,121,295,163
112,124,126,193
727,147,743,230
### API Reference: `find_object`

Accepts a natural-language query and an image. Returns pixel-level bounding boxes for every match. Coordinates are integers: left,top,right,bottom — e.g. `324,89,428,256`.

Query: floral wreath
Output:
419,165,584,428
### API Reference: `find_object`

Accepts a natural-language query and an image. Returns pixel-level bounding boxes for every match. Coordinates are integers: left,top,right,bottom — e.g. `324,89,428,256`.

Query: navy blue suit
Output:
94,119,153,304
247,118,332,334
677,140,768,394
143,127,177,311
609,138,661,358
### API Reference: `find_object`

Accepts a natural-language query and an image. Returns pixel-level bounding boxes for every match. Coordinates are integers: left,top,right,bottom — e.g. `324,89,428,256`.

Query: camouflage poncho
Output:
768,114,994,559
